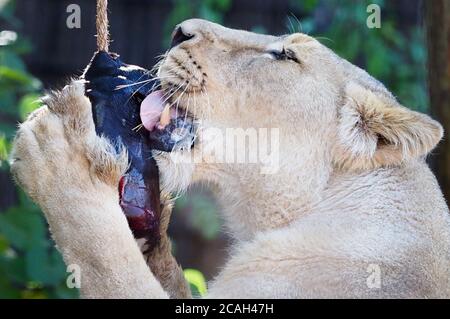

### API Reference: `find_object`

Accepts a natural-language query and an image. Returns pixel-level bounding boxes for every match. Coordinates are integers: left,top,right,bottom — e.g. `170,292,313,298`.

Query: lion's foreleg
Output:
10,81,169,299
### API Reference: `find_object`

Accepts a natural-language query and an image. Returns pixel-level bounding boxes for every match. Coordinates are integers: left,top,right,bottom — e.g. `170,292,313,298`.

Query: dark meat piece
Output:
83,51,162,249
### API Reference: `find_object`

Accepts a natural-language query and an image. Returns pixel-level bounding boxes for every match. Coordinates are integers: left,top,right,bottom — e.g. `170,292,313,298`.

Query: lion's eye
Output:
268,48,298,62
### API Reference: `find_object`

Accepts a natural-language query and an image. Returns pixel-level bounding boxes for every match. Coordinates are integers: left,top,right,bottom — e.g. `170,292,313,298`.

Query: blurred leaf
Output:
0,0,21,28
0,122,17,144
366,41,390,78
0,253,28,283
0,49,25,71
0,234,8,252
20,289,47,299
0,207,47,251
184,268,207,297
18,93,40,120
207,0,232,12
25,246,67,286
0,276,21,299
0,66,31,84
199,6,222,23
304,0,318,12
0,66,41,90
343,31,361,61
291,0,318,13
0,88,17,115
0,134,9,166
177,193,221,240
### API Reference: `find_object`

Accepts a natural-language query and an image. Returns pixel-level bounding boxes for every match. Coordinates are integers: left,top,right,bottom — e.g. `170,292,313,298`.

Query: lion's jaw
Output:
155,19,443,240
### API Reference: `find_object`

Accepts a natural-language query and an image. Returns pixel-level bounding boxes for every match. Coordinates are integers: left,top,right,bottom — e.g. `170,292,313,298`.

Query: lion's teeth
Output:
159,103,171,127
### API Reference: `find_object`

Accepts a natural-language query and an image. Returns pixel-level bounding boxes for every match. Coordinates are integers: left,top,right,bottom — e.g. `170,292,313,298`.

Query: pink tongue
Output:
140,90,165,131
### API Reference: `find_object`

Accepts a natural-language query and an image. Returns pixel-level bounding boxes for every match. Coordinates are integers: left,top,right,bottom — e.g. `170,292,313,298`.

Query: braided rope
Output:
96,0,109,52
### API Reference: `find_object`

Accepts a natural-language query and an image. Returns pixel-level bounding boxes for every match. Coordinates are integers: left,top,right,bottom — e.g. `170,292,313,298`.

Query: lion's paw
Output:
10,80,128,206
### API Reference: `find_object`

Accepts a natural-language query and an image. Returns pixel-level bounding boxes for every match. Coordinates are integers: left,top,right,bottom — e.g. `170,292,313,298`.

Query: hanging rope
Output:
96,0,110,52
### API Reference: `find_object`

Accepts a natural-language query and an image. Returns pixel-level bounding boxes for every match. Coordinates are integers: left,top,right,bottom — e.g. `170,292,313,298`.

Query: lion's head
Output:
148,19,443,238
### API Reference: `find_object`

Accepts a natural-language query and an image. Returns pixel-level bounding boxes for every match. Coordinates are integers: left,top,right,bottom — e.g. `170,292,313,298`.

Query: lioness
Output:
10,19,450,298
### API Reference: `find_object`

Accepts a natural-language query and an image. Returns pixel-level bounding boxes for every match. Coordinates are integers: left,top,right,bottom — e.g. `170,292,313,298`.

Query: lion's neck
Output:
198,154,332,241
211,177,313,241
200,158,443,243
310,160,445,219
192,124,338,241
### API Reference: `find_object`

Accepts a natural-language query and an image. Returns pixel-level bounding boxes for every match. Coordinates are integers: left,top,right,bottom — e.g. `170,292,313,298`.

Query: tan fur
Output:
10,19,450,298
11,82,168,299
138,197,192,299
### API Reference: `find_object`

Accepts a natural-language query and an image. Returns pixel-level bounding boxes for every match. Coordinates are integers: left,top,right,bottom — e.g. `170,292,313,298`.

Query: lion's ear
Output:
334,82,443,170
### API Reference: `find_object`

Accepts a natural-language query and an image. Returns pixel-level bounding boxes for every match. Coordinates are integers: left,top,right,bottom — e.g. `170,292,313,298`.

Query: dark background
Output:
12,0,423,85
1,0,449,298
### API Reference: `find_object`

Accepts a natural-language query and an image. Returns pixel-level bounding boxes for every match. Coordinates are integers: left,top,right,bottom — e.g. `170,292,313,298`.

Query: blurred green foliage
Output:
290,0,428,111
176,191,221,241
183,268,207,297
0,0,79,299
0,0,428,299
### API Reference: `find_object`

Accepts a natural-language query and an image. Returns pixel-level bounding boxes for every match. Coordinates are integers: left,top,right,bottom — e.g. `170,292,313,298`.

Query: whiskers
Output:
132,123,144,132
115,77,162,91
126,54,212,156
287,13,303,34
313,36,335,45
151,52,169,76
285,13,335,45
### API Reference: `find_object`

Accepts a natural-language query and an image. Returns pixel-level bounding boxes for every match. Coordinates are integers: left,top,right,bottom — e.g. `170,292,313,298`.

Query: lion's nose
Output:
170,26,195,48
